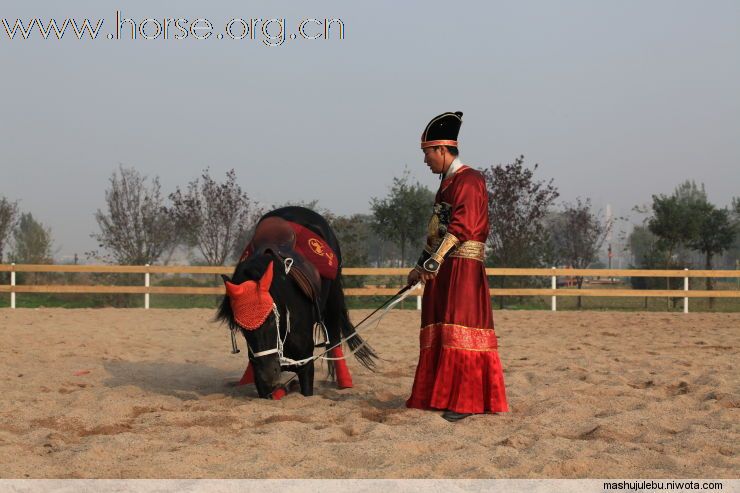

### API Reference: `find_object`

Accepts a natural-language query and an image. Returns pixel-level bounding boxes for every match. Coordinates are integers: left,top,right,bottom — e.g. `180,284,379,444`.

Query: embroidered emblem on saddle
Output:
241,217,338,302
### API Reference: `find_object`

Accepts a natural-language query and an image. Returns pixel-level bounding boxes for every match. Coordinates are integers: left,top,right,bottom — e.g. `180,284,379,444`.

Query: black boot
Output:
442,410,472,422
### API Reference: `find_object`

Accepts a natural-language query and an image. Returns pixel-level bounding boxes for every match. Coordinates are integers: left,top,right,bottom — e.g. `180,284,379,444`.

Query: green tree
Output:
626,224,681,307
673,180,708,206
370,170,434,267
687,204,736,305
10,213,54,285
330,214,372,268
648,193,700,307
648,193,702,267
648,182,709,258
0,196,19,264
647,181,733,308
728,197,740,269
628,225,659,268
10,213,53,264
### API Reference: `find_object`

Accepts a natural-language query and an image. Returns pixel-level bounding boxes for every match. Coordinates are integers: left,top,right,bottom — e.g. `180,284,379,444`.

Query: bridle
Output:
242,302,320,366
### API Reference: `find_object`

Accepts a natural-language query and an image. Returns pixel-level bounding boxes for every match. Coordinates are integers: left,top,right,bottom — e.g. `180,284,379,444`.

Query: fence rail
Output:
2,264,740,312
1,264,739,277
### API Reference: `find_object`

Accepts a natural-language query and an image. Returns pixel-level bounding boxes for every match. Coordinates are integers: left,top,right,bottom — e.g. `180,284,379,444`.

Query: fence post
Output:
10,263,16,309
551,267,557,312
144,264,150,310
683,268,689,314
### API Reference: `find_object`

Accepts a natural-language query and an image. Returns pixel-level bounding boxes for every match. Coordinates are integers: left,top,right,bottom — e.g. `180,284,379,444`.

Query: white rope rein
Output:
247,303,318,366
318,285,418,361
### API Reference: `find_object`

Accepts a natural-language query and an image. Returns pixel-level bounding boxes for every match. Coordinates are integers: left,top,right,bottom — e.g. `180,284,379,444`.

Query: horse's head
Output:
217,254,284,389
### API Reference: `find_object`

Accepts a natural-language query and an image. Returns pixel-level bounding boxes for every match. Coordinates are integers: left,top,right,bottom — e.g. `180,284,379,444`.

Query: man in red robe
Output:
406,111,509,421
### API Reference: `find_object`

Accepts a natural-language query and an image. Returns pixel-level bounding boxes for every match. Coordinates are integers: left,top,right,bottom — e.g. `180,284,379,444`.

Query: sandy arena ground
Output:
0,308,737,478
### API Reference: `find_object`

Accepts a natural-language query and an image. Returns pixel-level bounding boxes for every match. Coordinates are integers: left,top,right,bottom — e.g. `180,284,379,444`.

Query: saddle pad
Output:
288,222,338,280
240,221,338,280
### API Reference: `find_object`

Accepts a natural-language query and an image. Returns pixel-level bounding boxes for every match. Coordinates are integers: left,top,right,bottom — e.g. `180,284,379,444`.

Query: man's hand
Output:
407,268,436,287
407,268,421,287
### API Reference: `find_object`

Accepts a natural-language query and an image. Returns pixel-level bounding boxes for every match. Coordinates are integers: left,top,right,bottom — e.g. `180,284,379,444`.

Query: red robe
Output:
406,165,509,414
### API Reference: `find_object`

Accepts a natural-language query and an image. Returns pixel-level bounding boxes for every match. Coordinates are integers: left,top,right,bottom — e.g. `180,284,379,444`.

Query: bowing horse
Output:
217,206,377,398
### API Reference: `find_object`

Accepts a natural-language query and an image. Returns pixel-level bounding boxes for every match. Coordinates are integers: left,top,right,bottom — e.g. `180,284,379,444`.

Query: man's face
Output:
423,146,447,174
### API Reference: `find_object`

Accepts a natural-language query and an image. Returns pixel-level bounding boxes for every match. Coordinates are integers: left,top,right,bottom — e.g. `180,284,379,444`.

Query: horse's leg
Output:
330,346,353,389
297,361,315,396
323,278,365,388
254,374,271,399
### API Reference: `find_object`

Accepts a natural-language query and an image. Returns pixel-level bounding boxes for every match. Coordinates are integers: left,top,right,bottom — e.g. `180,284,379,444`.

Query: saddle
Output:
250,216,323,303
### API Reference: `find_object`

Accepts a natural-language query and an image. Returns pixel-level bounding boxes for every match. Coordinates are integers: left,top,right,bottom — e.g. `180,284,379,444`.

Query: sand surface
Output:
0,308,737,478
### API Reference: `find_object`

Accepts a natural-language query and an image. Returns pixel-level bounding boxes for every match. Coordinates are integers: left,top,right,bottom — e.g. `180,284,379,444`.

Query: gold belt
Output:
424,238,486,262
450,240,485,261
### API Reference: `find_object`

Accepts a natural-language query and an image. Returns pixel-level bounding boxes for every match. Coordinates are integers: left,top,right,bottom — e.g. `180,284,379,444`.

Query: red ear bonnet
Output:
224,261,275,330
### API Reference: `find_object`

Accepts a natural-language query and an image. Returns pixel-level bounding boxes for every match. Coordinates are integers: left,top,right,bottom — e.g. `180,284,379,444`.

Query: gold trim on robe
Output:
420,323,499,352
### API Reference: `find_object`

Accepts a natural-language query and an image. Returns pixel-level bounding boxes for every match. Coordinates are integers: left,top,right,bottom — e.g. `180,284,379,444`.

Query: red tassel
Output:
271,388,287,400
331,346,353,389
238,362,254,385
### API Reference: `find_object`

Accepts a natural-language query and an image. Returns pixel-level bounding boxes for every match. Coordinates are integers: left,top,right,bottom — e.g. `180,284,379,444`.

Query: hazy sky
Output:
1,0,738,262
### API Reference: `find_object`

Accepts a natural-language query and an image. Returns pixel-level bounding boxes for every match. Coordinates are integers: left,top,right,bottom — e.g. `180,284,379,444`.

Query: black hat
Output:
421,111,463,149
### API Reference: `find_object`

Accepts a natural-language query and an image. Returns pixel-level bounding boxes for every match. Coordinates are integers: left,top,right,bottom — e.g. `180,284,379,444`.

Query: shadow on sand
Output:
102,359,258,399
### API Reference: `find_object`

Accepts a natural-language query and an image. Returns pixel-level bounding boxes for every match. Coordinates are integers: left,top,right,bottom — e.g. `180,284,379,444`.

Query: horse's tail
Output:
325,274,377,374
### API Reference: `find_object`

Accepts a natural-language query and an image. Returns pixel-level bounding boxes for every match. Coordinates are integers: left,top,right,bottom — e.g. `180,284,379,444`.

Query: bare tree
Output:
91,165,176,265
483,155,559,308
546,198,613,308
169,168,261,266
271,199,327,215
0,196,19,264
